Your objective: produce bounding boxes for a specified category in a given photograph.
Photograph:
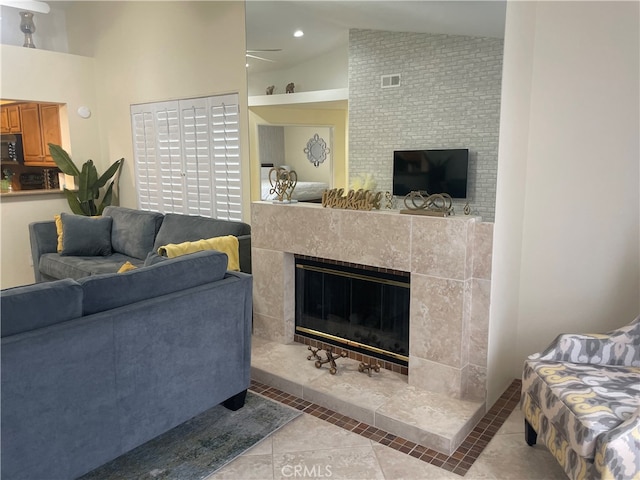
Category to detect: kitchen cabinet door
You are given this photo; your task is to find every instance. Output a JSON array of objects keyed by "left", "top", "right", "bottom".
[
  {"left": 20, "top": 103, "right": 61, "bottom": 166},
  {"left": 39, "top": 104, "right": 61, "bottom": 163},
  {"left": 20, "top": 103, "right": 45, "bottom": 164},
  {"left": 0, "top": 108, "right": 8, "bottom": 133},
  {"left": 8, "top": 106, "right": 21, "bottom": 132},
  {"left": 2, "top": 105, "right": 23, "bottom": 134}
]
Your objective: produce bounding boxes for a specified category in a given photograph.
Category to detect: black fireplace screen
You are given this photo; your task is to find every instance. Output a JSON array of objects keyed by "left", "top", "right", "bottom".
[{"left": 295, "top": 257, "right": 410, "bottom": 364}]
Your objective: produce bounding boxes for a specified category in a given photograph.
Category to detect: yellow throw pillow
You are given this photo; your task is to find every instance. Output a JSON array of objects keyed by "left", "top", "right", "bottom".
[
  {"left": 157, "top": 235, "right": 240, "bottom": 271},
  {"left": 117, "top": 261, "right": 137, "bottom": 273},
  {"left": 54, "top": 214, "right": 63, "bottom": 252}
]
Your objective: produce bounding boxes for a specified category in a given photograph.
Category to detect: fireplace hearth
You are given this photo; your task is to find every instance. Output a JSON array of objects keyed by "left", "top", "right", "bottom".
[
  {"left": 252, "top": 202, "right": 492, "bottom": 400},
  {"left": 295, "top": 256, "right": 410, "bottom": 365}
]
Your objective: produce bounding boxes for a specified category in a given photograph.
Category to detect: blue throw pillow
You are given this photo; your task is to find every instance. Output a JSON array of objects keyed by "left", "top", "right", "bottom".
[{"left": 60, "top": 213, "right": 113, "bottom": 256}]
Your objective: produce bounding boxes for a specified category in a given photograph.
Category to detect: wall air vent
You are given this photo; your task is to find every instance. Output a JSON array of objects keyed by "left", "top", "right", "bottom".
[{"left": 381, "top": 74, "right": 401, "bottom": 88}]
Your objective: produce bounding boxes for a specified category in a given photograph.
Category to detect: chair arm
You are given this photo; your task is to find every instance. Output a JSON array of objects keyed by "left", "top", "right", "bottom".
[
  {"left": 594, "top": 406, "right": 640, "bottom": 479},
  {"left": 28, "top": 221, "right": 58, "bottom": 283},
  {"left": 237, "top": 234, "right": 252, "bottom": 274},
  {"left": 532, "top": 316, "right": 640, "bottom": 367}
]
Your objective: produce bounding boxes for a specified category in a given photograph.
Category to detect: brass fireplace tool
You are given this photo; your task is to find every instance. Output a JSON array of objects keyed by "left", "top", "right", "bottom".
[
  {"left": 358, "top": 361, "right": 381, "bottom": 377},
  {"left": 307, "top": 346, "right": 347, "bottom": 375}
]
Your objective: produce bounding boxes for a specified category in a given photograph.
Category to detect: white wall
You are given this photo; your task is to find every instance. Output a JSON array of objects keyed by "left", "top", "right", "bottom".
[
  {"left": 248, "top": 45, "right": 348, "bottom": 96},
  {"left": 489, "top": 1, "right": 640, "bottom": 405},
  {"left": 0, "top": 45, "right": 100, "bottom": 289}
]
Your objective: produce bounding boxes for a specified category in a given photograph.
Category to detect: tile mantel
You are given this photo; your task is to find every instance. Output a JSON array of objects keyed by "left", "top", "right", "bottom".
[{"left": 251, "top": 201, "right": 493, "bottom": 401}]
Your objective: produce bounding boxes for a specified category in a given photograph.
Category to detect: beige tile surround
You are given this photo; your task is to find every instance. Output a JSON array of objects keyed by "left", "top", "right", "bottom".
[{"left": 251, "top": 201, "right": 492, "bottom": 400}]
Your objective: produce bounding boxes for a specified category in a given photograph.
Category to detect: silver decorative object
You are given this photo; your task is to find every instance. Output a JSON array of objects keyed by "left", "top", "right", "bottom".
[
  {"left": 304, "top": 133, "right": 330, "bottom": 167},
  {"left": 19, "top": 11, "right": 36, "bottom": 48},
  {"left": 268, "top": 167, "right": 298, "bottom": 202}
]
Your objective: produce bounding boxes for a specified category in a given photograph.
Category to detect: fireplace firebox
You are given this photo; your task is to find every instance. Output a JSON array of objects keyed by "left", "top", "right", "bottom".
[{"left": 295, "top": 256, "right": 410, "bottom": 365}]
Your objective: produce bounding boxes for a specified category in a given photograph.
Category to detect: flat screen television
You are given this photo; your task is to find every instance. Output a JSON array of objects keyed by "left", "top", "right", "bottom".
[{"left": 392, "top": 149, "right": 469, "bottom": 198}]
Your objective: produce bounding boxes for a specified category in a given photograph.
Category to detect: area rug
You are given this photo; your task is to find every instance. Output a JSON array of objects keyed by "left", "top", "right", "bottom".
[{"left": 79, "top": 391, "right": 300, "bottom": 480}]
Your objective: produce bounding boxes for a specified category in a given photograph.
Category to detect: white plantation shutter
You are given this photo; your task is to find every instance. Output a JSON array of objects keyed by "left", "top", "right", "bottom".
[
  {"left": 130, "top": 94, "right": 243, "bottom": 221},
  {"left": 181, "top": 98, "right": 214, "bottom": 217},
  {"left": 156, "top": 105, "right": 184, "bottom": 213},
  {"left": 130, "top": 110, "right": 160, "bottom": 212},
  {"left": 210, "top": 97, "right": 242, "bottom": 219}
]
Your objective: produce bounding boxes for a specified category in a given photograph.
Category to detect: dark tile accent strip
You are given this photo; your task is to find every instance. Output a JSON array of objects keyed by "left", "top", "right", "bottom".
[{"left": 249, "top": 378, "right": 522, "bottom": 477}]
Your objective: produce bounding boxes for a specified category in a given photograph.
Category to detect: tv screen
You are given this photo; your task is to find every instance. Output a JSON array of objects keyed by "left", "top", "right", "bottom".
[{"left": 392, "top": 149, "right": 469, "bottom": 198}]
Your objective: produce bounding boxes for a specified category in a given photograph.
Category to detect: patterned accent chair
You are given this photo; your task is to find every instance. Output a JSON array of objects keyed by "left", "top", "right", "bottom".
[{"left": 521, "top": 316, "right": 640, "bottom": 480}]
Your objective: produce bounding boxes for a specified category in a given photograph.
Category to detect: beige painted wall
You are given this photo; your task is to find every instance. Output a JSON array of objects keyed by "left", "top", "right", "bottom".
[
  {"left": 249, "top": 106, "right": 348, "bottom": 201},
  {"left": 489, "top": 1, "right": 640, "bottom": 405},
  {"left": 0, "top": 45, "right": 100, "bottom": 288},
  {"left": 64, "top": 1, "right": 249, "bottom": 217},
  {"left": 284, "top": 126, "right": 332, "bottom": 184},
  {"left": 0, "top": 2, "right": 249, "bottom": 288}
]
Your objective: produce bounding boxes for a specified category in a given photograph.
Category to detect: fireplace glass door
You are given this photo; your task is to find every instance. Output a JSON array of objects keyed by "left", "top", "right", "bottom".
[{"left": 295, "top": 257, "right": 410, "bottom": 364}]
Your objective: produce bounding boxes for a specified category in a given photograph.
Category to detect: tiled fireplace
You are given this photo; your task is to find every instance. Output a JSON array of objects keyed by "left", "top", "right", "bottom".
[{"left": 251, "top": 202, "right": 493, "bottom": 401}]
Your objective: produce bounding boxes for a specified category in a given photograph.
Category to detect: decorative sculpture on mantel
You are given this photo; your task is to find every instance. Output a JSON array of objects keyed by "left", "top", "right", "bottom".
[
  {"left": 268, "top": 166, "right": 297, "bottom": 202},
  {"left": 400, "top": 190, "right": 454, "bottom": 217}
]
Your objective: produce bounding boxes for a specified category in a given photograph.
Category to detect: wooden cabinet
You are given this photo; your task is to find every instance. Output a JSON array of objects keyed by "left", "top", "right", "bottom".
[
  {"left": 1, "top": 105, "right": 22, "bottom": 133},
  {"left": 20, "top": 103, "right": 61, "bottom": 166}
]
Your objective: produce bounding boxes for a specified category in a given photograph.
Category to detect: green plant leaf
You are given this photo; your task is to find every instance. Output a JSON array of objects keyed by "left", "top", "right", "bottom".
[
  {"left": 78, "top": 160, "right": 98, "bottom": 203},
  {"left": 96, "top": 158, "right": 124, "bottom": 189},
  {"left": 48, "top": 144, "right": 81, "bottom": 177},
  {"left": 63, "top": 188, "right": 87, "bottom": 215}
]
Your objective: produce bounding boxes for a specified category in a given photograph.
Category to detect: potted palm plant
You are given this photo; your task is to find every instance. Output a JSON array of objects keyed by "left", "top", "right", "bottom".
[{"left": 48, "top": 144, "right": 124, "bottom": 216}]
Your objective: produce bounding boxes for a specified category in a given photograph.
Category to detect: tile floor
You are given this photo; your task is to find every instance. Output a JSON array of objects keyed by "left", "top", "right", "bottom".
[
  {"left": 218, "top": 337, "right": 569, "bottom": 479},
  {"left": 208, "top": 383, "right": 567, "bottom": 480}
]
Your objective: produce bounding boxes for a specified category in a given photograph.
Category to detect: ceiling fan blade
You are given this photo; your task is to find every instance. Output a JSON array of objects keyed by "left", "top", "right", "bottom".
[
  {"left": 247, "top": 49, "right": 282, "bottom": 53},
  {"left": 246, "top": 54, "right": 276, "bottom": 63}
]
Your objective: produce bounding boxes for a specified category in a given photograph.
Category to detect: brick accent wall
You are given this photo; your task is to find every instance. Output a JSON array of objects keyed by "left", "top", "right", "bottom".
[{"left": 348, "top": 29, "right": 503, "bottom": 221}]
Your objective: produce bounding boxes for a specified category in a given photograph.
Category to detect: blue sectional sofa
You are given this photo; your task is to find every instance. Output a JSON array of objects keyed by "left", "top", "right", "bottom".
[
  {"left": 29, "top": 206, "right": 252, "bottom": 282},
  {"left": 1, "top": 250, "right": 253, "bottom": 480}
]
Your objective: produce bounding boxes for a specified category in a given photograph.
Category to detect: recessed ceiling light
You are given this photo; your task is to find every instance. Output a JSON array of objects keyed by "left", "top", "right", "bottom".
[{"left": 293, "top": 30, "right": 304, "bottom": 38}]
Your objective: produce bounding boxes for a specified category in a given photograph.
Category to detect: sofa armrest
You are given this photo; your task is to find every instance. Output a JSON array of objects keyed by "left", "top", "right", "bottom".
[
  {"left": 29, "top": 221, "right": 58, "bottom": 283},
  {"left": 532, "top": 316, "right": 640, "bottom": 367},
  {"left": 594, "top": 406, "right": 640, "bottom": 479},
  {"left": 238, "top": 234, "right": 252, "bottom": 274}
]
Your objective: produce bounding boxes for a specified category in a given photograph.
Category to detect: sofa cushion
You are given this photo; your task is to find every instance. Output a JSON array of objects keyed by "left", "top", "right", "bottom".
[
  {"left": 143, "top": 252, "right": 169, "bottom": 266},
  {"left": 60, "top": 213, "right": 113, "bottom": 256},
  {"left": 152, "top": 213, "right": 250, "bottom": 252},
  {"left": 522, "top": 359, "right": 640, "bottom": 459},
  {"left": 78, "top": 250, "right": 229, "bottom": 315},
  {"left": 103, "top": 206, "right": 164, "bottom": 260},
  {"left": 39, "top": 253, "right": 144, "bottom": 280},
  {"left": 0, "top": 279, "right": 83, "bottom": 337}
]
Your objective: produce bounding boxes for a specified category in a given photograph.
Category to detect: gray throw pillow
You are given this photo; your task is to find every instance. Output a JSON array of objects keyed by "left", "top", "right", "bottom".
[{"left": 60, "top": 213, "right": 113, "bottom": 256}]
